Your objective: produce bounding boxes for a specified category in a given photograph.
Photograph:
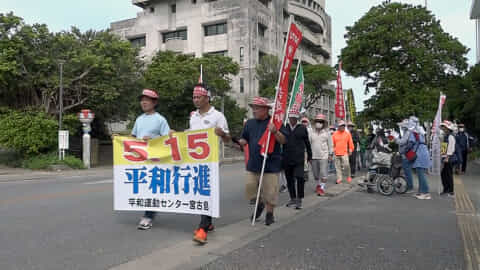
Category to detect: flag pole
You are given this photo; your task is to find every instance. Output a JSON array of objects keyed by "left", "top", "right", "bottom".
[
  {"left": 284, "top": 54, "right": 302, "bottom": 126},
  {"left": 252, "top": 15, "right": 294, "bottom": 226}
]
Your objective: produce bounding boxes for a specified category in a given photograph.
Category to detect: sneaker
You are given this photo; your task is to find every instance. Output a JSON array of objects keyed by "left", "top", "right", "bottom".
[
  {"left": 193, "top": 228, "right": 207, "bottom": 244},
  {"left": 193, "top": 224, "right": 215, "bottom": 235},
  {"left": 347, "top": 177, "right": 352, "bottom": 183},
  {"left": 251, "top": 202, "right": 265, "bottom": 221},
  {"left": 415, "top": 193, "right": 431, "bottom": 200},
  {"left": 279, "top": 185, "right": 287, "bottom": 193},
  {"left": 265, "top": 212, "right": 275, "bottom": 226},
  {"left": 336, "top": 179, "right": 342, "bottom": 184},
  {"left": 295, "top": 199, "right": 303, "bottom": 210},
  {"left": 286, "top": 199, "right": 297, "bottom": 207},
  {"left": 448, "top": 192, "right": 455, "bottom": 197},
  {"left": 318, "top": 187, "right": 325, "bottom": 196},
  {"left": 440, "top": 192, "right": 449, "bottom": 196},
  {"left": 137, "top": 217, "right": 153, "bottom": 230}
]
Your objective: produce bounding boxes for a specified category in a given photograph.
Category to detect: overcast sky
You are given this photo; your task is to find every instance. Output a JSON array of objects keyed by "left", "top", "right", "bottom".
[{"left": 1, "top": 0, "right": 475, "bottom": 110}]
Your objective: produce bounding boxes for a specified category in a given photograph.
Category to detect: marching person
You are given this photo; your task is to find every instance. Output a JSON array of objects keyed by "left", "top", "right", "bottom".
[
  {"left": 188, "top": 83, "right": 231, "bottom": 245},
  {"left": 283, "top": 109, "right": 312, "bottom": 209},
  {"left": 347, "top": 122, "right": 360, "bottom": 178},
  {"left": 238, "top": 97, "right": 288, "bottom": 226},
  {"left": 396, "top": 119, "right": 415, "bottom": 194},
  {"left": 309, "top": 114, "right": 333, "bottom": 196},
  {"left": 131, "top": 89, "right": 171, "bottom": 230},
  {"left": 456, "top": 123, "right": 470, "bottom": 174},
  {"left": 407, "top": 116, "right": 431, "bottom": 200},
  {"left": 332, "top": 120, "right": 354, "bottom": 184},
  {"left": 440, "top": 120, "right": 456, "bottom": 197}
]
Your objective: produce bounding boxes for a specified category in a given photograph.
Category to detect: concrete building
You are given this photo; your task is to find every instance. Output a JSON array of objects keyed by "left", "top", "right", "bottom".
[
  {"left": 111, "top": 0, "right": 334, "bottom": 120},
  {"left": 471, "top": 0, "right": 480, "bottom": 63}
]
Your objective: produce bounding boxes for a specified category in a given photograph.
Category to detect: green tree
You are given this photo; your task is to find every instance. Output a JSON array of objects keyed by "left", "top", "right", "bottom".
[
  {"left": 143, "top": 51, "right": 242, "bottom": 131},
  {"left": 256, "top": 54, "right": 336, "bottom": 110},
  {"left": 256, "top": 54, "right": 280, "bottom": 98},
  {"left": 444, "top": 65, "right": 480, "bottom": 138},
  {"left": 340, "top": 2, "right": 469, "bottom": 125},
  {"left": 0, "top": 12, "right": 143, "bottom": 122}
]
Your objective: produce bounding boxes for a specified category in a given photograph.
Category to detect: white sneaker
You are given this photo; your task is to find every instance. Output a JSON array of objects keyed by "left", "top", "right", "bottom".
[
  {"left": 137, "top": 217, "right": 153, "bottom": 230},
  {"left": 415, "top": 193, "right": 431, "bottom": 200}
]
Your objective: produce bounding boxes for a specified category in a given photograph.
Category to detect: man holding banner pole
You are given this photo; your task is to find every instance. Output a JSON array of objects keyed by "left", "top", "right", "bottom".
[
  {"left": 238, "top": 97, "right": 287, "bottom": 226},
  {"left": 242, "top": 16, "right": 302, "bottom": 226}
]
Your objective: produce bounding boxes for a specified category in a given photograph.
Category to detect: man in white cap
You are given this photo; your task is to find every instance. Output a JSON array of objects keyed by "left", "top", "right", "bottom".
[
  {"left": 283, "top": 108, "right": 312, "bottom": 209},
  {"left": 309, "top": 114, "right": 333, "bottom": 196},
  {"left": 132, "top": 89, "right": 171, "bottom": 230},
  {"left": 238, "top": 97, "right": 287, "bottom": 226},
  {"left": 332, "top": 120, "right": 354, "bottom": 184},
  {"left": 189, "top": 83, "right": 231, "bottom": 245}
]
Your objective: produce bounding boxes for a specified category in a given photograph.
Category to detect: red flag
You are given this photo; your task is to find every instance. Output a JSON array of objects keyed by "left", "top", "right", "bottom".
[
  {"left": 335, "top": 62, "right": 345, "bottom": 119},
  {"left": 258, "top": 23, "right": 302, "bottom": 155}
]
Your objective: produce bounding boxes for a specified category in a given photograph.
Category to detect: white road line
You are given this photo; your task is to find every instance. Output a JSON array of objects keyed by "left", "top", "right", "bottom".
[{"left": 83, "top": 179, "right": 113, "bottom": 185}]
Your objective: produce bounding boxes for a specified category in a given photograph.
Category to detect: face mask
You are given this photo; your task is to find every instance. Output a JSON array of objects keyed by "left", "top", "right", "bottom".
[
  {"left": 315, "top": 123, "right": 323, "bottom": 129},
  {"left": 459, "top": 128, "right": 464, "bottom": 132}
]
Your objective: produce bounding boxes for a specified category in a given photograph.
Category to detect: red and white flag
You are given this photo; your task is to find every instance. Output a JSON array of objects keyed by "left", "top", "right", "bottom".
[
  {"left": 258, "top": 22, "right": 302, "bottom": 155},
  {"left": 335, "top": 62, "right": 345, "bottom": 119}
]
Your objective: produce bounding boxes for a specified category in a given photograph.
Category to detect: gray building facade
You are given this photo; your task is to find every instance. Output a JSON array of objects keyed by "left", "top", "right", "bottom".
[{"left": 111, "top": 0, "right": 335, "bottom": 121}]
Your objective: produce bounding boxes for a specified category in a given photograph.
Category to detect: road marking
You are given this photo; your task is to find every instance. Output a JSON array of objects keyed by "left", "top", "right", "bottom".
[
  {"left": 454, "top": 175, "right": 480, "bottom": 270},
  {"left": 84, "top": 179, "right": 113, "bottom": 185}
]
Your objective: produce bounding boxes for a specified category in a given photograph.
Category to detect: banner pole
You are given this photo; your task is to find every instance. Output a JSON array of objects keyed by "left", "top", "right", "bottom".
[
  {"left": 284, "top": 54, "right": 302, "bottom": 126},
  {"left": 252, "top": 15, "right": 294, "bottom": 226}
]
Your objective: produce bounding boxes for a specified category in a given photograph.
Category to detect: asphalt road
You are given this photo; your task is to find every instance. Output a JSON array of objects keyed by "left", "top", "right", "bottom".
[
  {"left": 202, "top": 169, "right": 466, "bottom": 270},
  {"left": 0, "top": 162, "right": 286, "bottom": 270}
]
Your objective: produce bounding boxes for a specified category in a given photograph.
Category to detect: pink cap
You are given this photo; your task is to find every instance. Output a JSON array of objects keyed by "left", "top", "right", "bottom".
[
  {"left": 248, "top": 97, "right": 271, "bottom": 107},
  {"left": 140, "top": 89, "right": 158, "bottom": 99}
]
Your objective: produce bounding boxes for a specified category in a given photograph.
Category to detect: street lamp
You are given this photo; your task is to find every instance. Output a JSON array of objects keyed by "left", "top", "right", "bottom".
[
  {"left": 58, "top": 60, "right": 67, "bottom": 160},
  {"left": 58, "top": 60, "right": 66, "bottom": 131}
]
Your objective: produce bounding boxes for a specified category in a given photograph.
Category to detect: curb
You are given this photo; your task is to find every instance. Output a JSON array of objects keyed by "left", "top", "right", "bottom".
[{"left": 108, "top": 178, "right": 359, "bottom": 270}]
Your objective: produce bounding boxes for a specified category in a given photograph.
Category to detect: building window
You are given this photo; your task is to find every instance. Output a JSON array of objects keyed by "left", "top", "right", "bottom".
[
  {"left": 205, "top": 50, "right": 228, "bottom": 56},
  {"left": 204, "top": 22, "right": 227, "bottom": 36},
  {"left": 240, "top": 78, "right": 244, "bottom": 93},
  {"left": 162, "top": 29, "right": 187, "bottom": 42},
  {"left": 192, "top": 0, "right": 196, "bottom": 3},
  {"left": 129, "top": 36, "right": 146, "bottom": 47},
  {"left": 171, "top": 4, "right": 176, "bottom": 13},
  {"left": 149, "top": 7, "right": 155, "bottom": 13},
  {"left": 258, "top": 0, "right": 268, "bottom": 7},
  {"left": 240, "top": 47, "right": 244, "bottom": 63},
  {"left": 258, "top": 23, "right": 267, "bottom": 38}
]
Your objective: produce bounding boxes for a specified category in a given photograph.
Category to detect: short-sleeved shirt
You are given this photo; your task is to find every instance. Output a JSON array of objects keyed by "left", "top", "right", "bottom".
[
  {"left": 189, "top": 106, "right": 229, "bottom": 133},
  {"left": 131, "top": 112, "right": 170, "bottom": 138},
  {"left": 241, "top": 116, "right": 288, "bottom": 173}
]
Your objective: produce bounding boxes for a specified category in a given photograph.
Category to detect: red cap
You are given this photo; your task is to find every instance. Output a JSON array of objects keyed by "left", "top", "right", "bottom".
[
  {"left": 315, "top": 114, "right": 326, "bottom": 121},
  {"left": 140, "top": 89, "right": 158, "bottom": 99},
  {"left": 248, "top": 97, "right": 271, "bottom": 107}
]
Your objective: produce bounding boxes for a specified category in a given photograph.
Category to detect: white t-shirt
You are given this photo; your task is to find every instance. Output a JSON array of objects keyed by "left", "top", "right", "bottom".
[{"left": 189, "top": 106, "right": 229, "bottom": 133}]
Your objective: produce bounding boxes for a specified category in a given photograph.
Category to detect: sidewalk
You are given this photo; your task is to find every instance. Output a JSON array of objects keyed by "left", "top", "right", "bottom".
[{"left": 200, "top": 173, "right": 464, "bottom": 270}]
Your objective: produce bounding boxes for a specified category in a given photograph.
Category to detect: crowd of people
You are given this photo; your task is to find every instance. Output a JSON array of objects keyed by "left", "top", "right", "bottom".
[{"left": 119, "top": 89, "right": 475, "bottom": 245}]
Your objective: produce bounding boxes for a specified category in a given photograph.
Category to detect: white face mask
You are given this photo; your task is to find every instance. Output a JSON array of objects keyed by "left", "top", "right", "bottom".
[
  {"left": 315, "top": 123, "right": 323, "bottom": 129},
  {"left": 459, "top": 128, "right": 464, "bottom": 132}
]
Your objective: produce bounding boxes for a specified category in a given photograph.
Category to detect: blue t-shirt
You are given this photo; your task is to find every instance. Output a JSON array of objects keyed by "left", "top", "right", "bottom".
[
  {"left": 131, "top": 112, "right": 170, "bottom": 138},
  {"left": 241, "top": 117, "right": 287, "bottom": 173}
]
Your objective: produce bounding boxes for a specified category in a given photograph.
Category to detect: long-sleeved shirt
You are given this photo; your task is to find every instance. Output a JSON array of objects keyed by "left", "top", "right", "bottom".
[
  {"left": 309, "top": 128, "right": 333, "bottom": 160},
  {"left": 282, "top": 123, "right": 312, "bottom": 165},
  {"left": 332, "top": 130, "right": 354, "bottom": 156}
]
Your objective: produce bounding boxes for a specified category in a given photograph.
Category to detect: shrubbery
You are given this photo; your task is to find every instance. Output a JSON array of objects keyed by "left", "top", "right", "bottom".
[{"left": 0, "top": 109, "right": 58, "bottom": 156}]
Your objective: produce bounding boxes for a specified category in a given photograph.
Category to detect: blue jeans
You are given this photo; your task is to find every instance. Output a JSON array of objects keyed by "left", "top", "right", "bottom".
[
  {"left": 416, "top": 168, "right": 429, "bottom": 194},
  {"left": 402, "top": 158, "right": 413, "bottom": 190}
]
